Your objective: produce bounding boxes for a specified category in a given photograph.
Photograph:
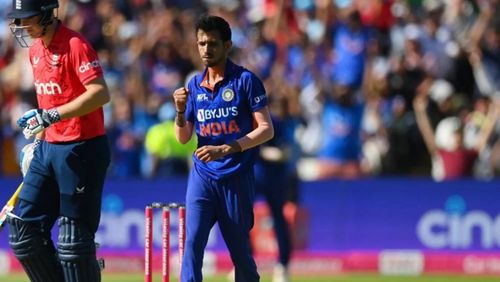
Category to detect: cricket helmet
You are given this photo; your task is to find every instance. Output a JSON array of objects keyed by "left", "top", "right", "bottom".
[{"left": 7, "top": 0, "right": 59, "bottom": 47}]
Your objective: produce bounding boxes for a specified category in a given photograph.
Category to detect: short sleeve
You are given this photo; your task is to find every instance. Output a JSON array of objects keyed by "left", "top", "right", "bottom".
[
  {"left": 69, "top": 36, "right": 103, "bottom": 85},
  {"left": 243, "top": 72, "right": 267, "bottom": 112}
]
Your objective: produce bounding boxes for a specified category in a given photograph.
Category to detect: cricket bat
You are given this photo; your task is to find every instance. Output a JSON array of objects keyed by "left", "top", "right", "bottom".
[{"left": 0, "top": 182, "right": 23, "bottom": 230}]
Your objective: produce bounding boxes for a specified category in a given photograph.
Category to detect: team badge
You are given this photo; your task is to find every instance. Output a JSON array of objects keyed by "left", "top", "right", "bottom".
[
  {"left": 50, "top": 53, "right": 61, "bottom": 67},
  {"left": 222, "top": 88, "right": 234, "bottom": 102}
]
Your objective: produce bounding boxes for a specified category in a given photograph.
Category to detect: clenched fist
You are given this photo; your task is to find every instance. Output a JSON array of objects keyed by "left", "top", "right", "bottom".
[{"left": 173, "top": 87, "right": 189, "bottom": 113}]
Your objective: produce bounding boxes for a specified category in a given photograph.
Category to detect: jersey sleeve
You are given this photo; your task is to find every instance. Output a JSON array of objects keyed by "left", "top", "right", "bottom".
[
  {"left": 68, "top": 36, "right": 103, "bottom": 85},
  {"left": 243, "top": 72, "right": 267, "bottom": 112}
]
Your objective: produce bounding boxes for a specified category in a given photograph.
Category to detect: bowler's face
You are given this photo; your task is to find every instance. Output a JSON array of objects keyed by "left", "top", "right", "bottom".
[{"left": 196, "top": 30, "right": 229, "bottom": 67}]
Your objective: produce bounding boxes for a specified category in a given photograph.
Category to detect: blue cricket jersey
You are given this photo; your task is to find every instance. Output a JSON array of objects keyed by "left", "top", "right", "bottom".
[{"left": 185, "top": 60, "right": 268, "bottom": 179}]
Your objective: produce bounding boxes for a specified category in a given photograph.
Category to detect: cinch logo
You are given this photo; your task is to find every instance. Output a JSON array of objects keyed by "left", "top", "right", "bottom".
[
  {"left": 96, "top": 209, "right": 218, "bottom": 249},
  {"left": 416, "top": 195, "right": 500, "bottom": 249},
  {"left": 79, "top": 60, "right": 101, "bottom": 73},
  {"left": 35, "top": 80, "right": 62, "bottom": 95},
  {"left": 97, "top": 210, "right": 181, "bottom": 248},
  {"left": 199, "top": 120, "right": 240, "bottom": 137},
  {"left": 197, "top": 107, "right": 238, "bottom": 122}
]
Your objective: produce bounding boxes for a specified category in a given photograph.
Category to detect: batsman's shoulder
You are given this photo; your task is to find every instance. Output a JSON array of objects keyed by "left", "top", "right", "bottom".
[{"left": 67, "top": 30, "right": 96, "bottom": 54}]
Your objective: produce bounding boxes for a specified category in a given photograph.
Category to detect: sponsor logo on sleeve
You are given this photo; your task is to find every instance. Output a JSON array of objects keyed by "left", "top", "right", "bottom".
[
  {"left": 254, "top": 95, "right": 266, "bottom": 104},
  {"left": 79, "top": 60, "right": 101, "bottom": 73}
]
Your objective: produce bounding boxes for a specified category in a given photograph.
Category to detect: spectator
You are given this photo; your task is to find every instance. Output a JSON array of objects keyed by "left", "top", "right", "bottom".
[
  {"left": 107, "top": 95, "right": 143, "bottom": 178},
  {"left": 316, "top": 83, "right": 365, "bottom": 179},
  {"left": 253, "top": 92, "right": 300, "bottom": 282},
  {"left": 0, "top": 0, "right": 499, "bottom": 180},
  {"left": 413, "top": 84, "right": 499, "bottom": 181},
  {"left": 330, "top": 8, "right": 372, "bottom": 88},
  {"left": 144, "top": 102, "right": 197, "bottom": 177}
]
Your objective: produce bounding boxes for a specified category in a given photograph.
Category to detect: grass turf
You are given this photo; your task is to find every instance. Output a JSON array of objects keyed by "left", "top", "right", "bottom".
[{"left": 3, "top": 273, "right": 500, "bottom": 281}]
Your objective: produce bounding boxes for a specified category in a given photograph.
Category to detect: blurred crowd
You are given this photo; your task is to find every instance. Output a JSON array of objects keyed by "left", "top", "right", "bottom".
[{"left": 0, "top": 0, "right": 499, "bottom": 181}]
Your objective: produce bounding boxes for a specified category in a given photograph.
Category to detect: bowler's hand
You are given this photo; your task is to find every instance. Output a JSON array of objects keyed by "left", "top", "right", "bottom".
[
  {"left": 195, "top": 142, "right": 241, "bottom": 162},
  {"left": 17, "top": 108, "right": 60, "bottom": 139},
  {"left": 195, "top": 145, "right": 225, "bottom": 162},
  {"left": 173, "top": 87, "right": 188, "bottom": 113}
]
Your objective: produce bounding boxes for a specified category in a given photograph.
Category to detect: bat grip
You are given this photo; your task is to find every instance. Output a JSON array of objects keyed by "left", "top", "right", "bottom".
[{"left": 7, "top": 183, "right": 23, "bottom": 207}]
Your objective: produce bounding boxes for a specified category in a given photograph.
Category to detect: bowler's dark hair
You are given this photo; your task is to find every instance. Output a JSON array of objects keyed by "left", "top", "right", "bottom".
[{"left": 195, "top": 15, "right": 231, "bottom": 42}]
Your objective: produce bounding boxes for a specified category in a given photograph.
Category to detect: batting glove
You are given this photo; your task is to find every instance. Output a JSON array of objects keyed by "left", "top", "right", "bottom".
[{"left": 17, "top": 108, "right": 61, "bottom": 138}]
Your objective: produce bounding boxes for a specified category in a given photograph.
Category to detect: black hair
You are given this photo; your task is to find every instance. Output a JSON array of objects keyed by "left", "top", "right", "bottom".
[
  {"left": 39, "top": 10, "right": 55, "bottom": 26},
  {"left": 195, "top": 15, "right": 231, "bottom": 42}
]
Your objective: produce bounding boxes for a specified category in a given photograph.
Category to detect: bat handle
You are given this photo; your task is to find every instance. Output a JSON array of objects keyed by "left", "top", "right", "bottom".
[{"left": 7, "top": 183, "right": 23, "bottom": 207}]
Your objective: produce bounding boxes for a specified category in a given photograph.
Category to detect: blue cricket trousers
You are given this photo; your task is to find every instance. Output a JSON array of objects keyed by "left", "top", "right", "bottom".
[
  {"left": 181, "top": 164, "right": 260, "bottom": 282},
  {"left": 18, "top": 135, "right": 110, "bottom": 233}
]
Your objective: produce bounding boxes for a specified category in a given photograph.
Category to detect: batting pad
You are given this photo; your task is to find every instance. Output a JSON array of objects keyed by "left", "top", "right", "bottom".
[
  {"left": 57, "top": 217, "right": 102, "bottom": 282},
  {"left": 7, "top": 216, "right": 64, "bottom": 282}
]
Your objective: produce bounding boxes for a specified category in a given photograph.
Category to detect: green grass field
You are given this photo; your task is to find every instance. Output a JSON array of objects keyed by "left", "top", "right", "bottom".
[{"left": 3, "top": 273, "right": 500, "bottom": 281}]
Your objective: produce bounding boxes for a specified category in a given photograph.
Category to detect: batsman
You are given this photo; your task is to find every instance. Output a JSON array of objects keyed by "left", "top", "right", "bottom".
[{"left": 6, "top": 0, "right": 111, "bottom": 281}]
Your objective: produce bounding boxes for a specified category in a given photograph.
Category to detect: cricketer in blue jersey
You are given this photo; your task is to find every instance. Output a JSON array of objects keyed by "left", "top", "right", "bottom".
[{"left": 173, "top": 15, "right": 274, "bottom": 282}]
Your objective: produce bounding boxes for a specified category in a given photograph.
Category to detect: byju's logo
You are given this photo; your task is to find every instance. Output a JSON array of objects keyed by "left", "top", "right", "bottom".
[
  {"left": 197, "top": 107, "right": 241, "bottom": 137},
  {"left": 197, "top": 107, "right": 238, "bottom": 123},
  {"left": 416, "top": 195, "right": 500, "bottom": 249}
]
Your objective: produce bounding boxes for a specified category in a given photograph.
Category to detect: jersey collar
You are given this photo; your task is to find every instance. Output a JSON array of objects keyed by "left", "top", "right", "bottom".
[
  {"left": 46, "top": 21, "right": 64, "bottom": 49},
  {"left": 200, "top": 59, "right": 236, "bottom": 90}
]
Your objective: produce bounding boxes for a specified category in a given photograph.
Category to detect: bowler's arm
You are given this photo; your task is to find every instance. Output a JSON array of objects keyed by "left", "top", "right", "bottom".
[
  {"left": 234, "top": 107, "right": 274, "bottom": 151},
  {"left": 175, "top": 114, "right": 194, "bottom": 144}
]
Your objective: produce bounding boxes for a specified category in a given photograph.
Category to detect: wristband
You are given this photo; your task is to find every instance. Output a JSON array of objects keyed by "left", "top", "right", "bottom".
[
  {"left": 176, "top": 109, "right": 186, "bottom": 114},
  {"left": 228, "top": 140, "right": 242, "bottom": 153},
  {"left": 47, "top": 108, "right": 61, "bottom": 123},
  {"left": 33, "top": 139, "right": 42, "bottom": 148}
]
